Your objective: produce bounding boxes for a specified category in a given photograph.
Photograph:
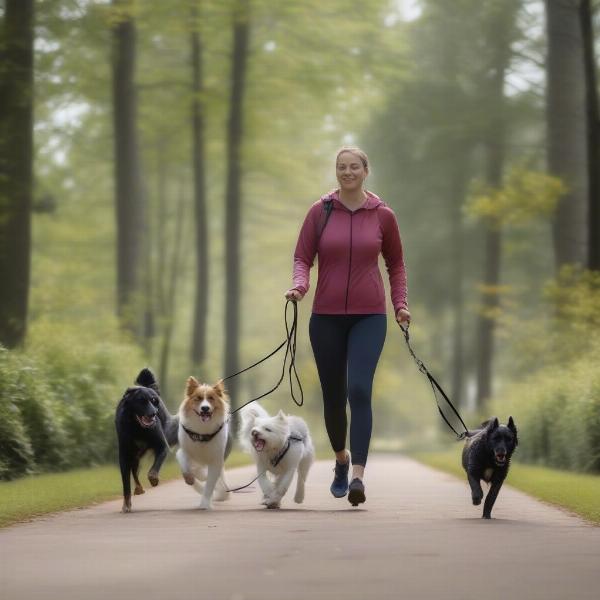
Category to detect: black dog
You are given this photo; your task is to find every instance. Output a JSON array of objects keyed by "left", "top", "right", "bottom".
[
  {"left": 115, "top": 368, "right": 179, "bottom": 513},
  {"left": 462, "top": 416, "right": 518, "bottom": 519}
]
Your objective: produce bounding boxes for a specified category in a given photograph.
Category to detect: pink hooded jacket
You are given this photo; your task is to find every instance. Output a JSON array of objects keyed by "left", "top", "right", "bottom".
[{"left": 292, "top": 190, "right": 408, "bottom": 316}]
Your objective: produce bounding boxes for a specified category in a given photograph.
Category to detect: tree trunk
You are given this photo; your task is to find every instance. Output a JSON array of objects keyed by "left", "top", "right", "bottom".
[
  {"left": 155, "top": 140, "right": 168, "bottom": 318},
  {"left": 545, "top": 0, "right": 588, "bottom": 268},
  {"left": 159, "top": 186, "right": 187, "bottom": 398},
  {"left": 449, "top": 154, "right": 470, "bottom": 407},
  {"left": 0, "top": 0, "right": 34, "bottom": 348},
  {"left": 190, "top": 2, "right": 209, "bottom": 365},
  {"left": 111, "top": 0, "right": 146, "bottom": 338},
  {"left": 474, "top": 3, "right": 515, "bottom": 410},
  {"left": 580, "top": 0, "right": 600, "bottom": 271},
  {"left": 224, "top": 0, "right": 250, "bottom": 410}
]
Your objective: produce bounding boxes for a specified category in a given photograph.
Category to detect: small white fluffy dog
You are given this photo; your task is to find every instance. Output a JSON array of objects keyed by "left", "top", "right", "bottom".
[
  {"left": 176, "top": 377, "right": 230, "bottom": 510},
  {"left": 240, "top": 403, "right": 314, "bottom": 509}
]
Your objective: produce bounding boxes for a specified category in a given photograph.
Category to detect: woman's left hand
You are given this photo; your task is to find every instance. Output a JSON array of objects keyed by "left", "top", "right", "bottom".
[{"left": 395, "top": 308, "right": 411, "bottom": 326}]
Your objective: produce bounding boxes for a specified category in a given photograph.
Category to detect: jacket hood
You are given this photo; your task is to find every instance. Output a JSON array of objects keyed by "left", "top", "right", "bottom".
[{"left": 320, "top": 189, "right": 384, "bottom": 210}]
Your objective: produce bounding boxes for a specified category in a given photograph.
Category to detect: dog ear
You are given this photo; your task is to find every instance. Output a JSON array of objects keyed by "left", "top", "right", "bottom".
[
  {"left": 136, "top": 368, "right": 161, "bottom": 394},
  {"left": 486, "top": 417, "right": 499, "bottom": 431},
  {"left": 186, "top": 376, "right": 200, "bottom": 396},
  {"left": 119, "top": 387, "right": 137, "bottom": 405},
  {"left": 276, "top": 409, "right": 286, "bottom": 420},
  {"left": 507, "top": 416, "right": 518, "bottom": 445},
  {"left": 214, "top": 379, "right": 226, "bottom": 396}
]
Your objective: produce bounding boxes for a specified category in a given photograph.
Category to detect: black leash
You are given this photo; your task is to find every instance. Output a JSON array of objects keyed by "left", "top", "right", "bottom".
[
  {"left": 399, "top": 325, "right": 470, "bottom": 440},
  {"left": 224, "top": 471, "right": 263, "bottom": 493},
  {"left": 227, "top": 299, "right": 303, "bottom": 415}
]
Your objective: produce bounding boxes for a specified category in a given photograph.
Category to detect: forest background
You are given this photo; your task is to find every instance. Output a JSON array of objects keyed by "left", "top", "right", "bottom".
[{"left": 1, "top": 0, "right": 600, "bottom": 481}]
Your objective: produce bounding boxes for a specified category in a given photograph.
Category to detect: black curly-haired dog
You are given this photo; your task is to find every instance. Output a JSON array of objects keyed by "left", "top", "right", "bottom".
[
  {"left": 462, "top": 416, "right": 518, "bottom": 519},
  {"left": 115, "top": 368, "right": 179, "bottom": 513}
]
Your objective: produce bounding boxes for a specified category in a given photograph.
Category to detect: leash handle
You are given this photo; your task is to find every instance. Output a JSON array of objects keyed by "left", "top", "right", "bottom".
[{"left": 399, "top": 325, "right": 469, "bottom": 440}]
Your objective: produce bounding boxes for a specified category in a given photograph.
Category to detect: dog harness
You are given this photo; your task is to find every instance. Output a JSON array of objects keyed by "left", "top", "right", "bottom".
[
  {"left": 182, "top": 423, "right": 225, "bottom": 442},
  {"left": 270, "top": 435, "right": 304, "bottom": 468}
]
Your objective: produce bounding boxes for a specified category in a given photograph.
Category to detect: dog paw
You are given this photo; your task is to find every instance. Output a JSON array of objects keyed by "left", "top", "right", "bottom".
[
  {"left": 294, "top": 491, "right": 304, "bottom": 504},
  {"left": 199, "top": 501, "right": 212, "bottom": 510},
  {"left": 266, "top": 501, "right": 281, "bottom": 509},
  {"left": 183, "top": 472, "right": 196, "bottom": 485},
  {"left": 122, "top": 499, "right": 132, "bottom": 513},
  {"left": 472, "top": 495, "right": 483, "bottom": 506},
  {"left": 482, "top": 513, "right": 492, "bottom": 520},
  {"left": 148, "top": 471, "right": 159, "bottom": 487},
  {"left": 134, "top": 485, "right": 145, "bottom": 495}
]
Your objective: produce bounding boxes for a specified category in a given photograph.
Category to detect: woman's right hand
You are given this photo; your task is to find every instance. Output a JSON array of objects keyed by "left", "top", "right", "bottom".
[{"left": 284, "top": 288, "right": 304, "bottom": 302}]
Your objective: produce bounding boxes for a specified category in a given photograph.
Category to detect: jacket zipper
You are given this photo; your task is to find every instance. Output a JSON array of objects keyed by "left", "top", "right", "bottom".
[{"left": 344, "top": 211, "right": 354, "bottom": 312}]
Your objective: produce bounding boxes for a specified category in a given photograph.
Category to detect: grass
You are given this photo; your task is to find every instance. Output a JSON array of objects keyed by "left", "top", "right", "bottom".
[
  {"left": 0, "top": 452, "right": 251, "bottom": 528},
  {"left": 413, "top": 447, "right": 600, "bottom": 525}
]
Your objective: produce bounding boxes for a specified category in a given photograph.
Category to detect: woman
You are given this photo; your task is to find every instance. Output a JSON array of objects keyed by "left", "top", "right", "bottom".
[{"left": 284, "top": 146, "right": 410, "bottom": 506}]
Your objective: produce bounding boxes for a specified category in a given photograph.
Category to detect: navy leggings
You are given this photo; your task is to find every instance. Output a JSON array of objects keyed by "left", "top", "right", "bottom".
[{"left": 309, "top": 313, "right": 387, "bottom": 466}]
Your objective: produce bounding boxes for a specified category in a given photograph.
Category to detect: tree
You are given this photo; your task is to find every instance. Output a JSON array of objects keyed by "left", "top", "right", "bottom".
[
  {"left": 0, "top": 0, "right": 34, "bottom": 348},
  {"left": 190, "top": 0, "right": 209, "bottom": 365},
  {"left": 475, "top": 1, "right": 520, "bottom": 409},
  {"left": 366, "top": 0, "right": 491, "bottom": 408},
  {"left": 111, "top": 0, "right": 147, "bottom": 338},
  {"left": 580, "top": 0, "right": 600, "bottom": 271},
  {"left": 545, "top": 0, "right": 588, "bottom": 269},
  {"left": 223, "top": 0, "right": 250, "bottom": 409}
]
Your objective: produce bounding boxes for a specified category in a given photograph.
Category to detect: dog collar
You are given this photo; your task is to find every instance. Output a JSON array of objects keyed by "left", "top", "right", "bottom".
[
  {"left": 270, "top": 435, "right": 303, "bottom": 468},
  {"left": 182, "top": 423, "right": 224, "bottom": 442}
]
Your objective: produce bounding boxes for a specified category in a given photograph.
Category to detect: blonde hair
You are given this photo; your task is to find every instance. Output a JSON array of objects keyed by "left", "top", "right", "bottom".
[{"left": 336, "top": 146, "right": 369, "bottom": 169}]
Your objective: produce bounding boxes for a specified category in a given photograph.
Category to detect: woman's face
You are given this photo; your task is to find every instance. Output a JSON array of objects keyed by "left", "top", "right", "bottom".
[{"left": 336, "top": 151, "right": 368, "bottom": 192}]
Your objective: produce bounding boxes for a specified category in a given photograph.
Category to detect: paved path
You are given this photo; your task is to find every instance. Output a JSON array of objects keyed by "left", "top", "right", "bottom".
[{"left": 1, "top": 455, "right": 598, "bottom": 600}]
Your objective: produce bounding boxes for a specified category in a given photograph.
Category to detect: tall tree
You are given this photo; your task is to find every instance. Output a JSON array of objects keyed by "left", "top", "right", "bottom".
[
  {"left": 545, "top": 0, "right": 588, "bottom": 269},
  {"left": 580, "top": 0, "right": 600, "bottom": 271},
  {"left": 111, "top": 0, "right": 146, "bottom": 338},
  {"left": 475, "top": 1, "right": 519, "bottom": 409},
  {"left": 0, "top": 0, "right": 34, "bottom": 348},
  {"left": 190, "top": 1, "right": 209, "bottom": 365},
  {"left": 223, "top": 0, "right": 250, "bottom": 409}
]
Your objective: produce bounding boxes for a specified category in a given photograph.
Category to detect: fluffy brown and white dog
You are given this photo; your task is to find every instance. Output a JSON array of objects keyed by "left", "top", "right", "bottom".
[{"left": 176, "top": 377, "right": 230, "bottom": 509}]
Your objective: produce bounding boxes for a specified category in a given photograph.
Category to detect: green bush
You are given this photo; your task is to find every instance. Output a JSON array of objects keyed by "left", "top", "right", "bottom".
[
  {"left": 0, "top": 320, "right": 143, "bottom": 480},
  {"left": 0, "top": 349, "right": 36, "bottom": 478},
  {"left": 490, "top": 268, "right": 600, "bottom": 473}
]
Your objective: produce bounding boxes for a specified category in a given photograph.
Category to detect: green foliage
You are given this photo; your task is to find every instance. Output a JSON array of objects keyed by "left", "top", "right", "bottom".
[
  {"left": 489, "top": 268, "right": 600, "bottom": 473},
  {"left": 0, "top": 321, "right": 143, "bottom": 480},
  {"left": 0, "top": 350, "right": 35, "bottom": 480},
  {"left": 466, "top": 166, "right": 564, "bottom": 227}
]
